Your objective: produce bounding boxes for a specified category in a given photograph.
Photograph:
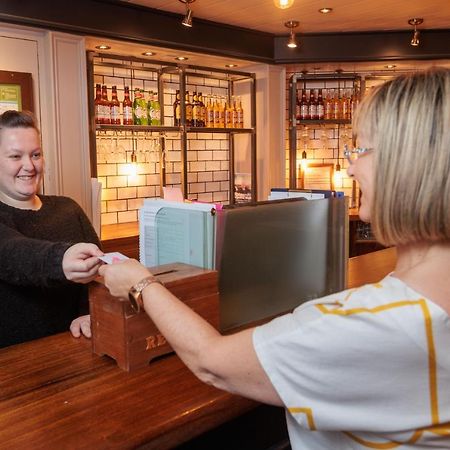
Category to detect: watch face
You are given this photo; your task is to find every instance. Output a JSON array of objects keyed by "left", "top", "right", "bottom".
[{"left": 128, "top": 291, "right": 140, "bottom": 313}]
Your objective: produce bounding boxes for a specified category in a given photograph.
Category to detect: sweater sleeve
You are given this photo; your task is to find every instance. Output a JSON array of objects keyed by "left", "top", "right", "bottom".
[{"left": 0, "top": 222, "right": 71, "bottom": 287}]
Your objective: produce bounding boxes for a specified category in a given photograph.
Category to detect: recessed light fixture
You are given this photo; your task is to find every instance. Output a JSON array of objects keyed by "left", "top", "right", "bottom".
[
  {"left": 95, "top": 44, "right": 111, "bottom": 50},
  {"left": 225, "top": 64, "right": 238, "bottom": 68},
  {"left": 318, "top": 7, "right": 333, "bottom": 14},
  {"left": 142, "top": 51, "right": 156, "bottom": 56},
  {"left": 385, "top": 64, "right": 396, "bottom": 69},
  {"left": 274, "top": 0, "right": 294, "bottom": 9},
  {"left": 175, "top": 56, "right": 189, "bottom": 61}
]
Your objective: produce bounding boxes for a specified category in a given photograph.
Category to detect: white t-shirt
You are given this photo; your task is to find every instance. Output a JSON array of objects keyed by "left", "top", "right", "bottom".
[{"left": 253, "top": 275, "right": 450, "bottom": 449}]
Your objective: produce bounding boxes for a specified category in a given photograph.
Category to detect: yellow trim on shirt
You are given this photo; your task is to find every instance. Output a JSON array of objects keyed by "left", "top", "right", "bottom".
[
  {"left": 288, "top": 407, "right": 316, "bottom": 430},
  {"left": 343, "top": 430, "right": 423, "bottom": 449}
]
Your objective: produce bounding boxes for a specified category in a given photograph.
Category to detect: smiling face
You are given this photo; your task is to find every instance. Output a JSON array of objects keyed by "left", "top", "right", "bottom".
[
  {"left": 0, "top": 127, "right": 43, "bottom": 209},
  {"left": 346, "top": 135, "right": 375, "bottom": 223}
]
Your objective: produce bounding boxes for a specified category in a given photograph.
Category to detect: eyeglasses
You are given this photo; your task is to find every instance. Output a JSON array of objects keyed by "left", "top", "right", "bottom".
[{"left": 344, "top": 144, "right": 374, "bottom": 164}]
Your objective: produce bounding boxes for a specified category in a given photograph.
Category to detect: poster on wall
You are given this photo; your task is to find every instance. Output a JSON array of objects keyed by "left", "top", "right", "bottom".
[{"left": 0, "top": 70, "right": 34, "bottom": 114}]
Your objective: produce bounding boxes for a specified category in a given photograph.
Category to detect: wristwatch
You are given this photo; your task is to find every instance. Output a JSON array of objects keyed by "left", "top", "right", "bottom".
[{"left": 128, "top": 275, "right": 162, "bottom": 313}]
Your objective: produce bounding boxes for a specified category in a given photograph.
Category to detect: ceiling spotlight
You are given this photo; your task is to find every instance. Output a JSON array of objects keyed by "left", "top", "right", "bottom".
[
  {"left": 408, "top": 18, "right": 423, "bottom": 47},
  {"left": 285, "top": 20, "right": 299, "bottom": 49},
  {"left": 95, "top": 44, "right": 111, "bottom": 50},
  {"left": 274, "top": 0, "right": 294, "bottom": 9},
  {"left": 225, "top": 64, "right": 238, "bottom": 68},
  {"left": 318, "top": 7, "right": 333, "bottom": 14},
  {"left": 384, "top": 64, "right": 396, "bottom": 69},
  {"left": 179, "top": 0, "right": 195, "bottom": 28},
  {"left": 175, "top": 56, "right": 189, "bottom": 61},
  {"left": 142, "top": 51, "right": 156, "bottom": 56}
]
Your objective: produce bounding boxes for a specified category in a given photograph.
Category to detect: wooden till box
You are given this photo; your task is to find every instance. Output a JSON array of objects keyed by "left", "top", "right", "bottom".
[{"left": 89, "top": 262, "right": 219, "bottom": 371}]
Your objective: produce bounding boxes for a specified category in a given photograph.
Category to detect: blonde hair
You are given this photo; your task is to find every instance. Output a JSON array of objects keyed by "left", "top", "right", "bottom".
[{"left": 353, "top": 68, "right": 450, "bottom": 246}]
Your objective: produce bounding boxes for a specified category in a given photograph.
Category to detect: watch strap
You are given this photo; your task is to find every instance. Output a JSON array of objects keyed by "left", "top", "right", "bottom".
[{"left": 128, "top": 275, "right": 163, "bottom": 313}]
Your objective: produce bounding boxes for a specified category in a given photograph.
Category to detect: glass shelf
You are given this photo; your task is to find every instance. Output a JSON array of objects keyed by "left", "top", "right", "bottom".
[{"left": 296, "top": 119, "right": 351, "bottom": 126}]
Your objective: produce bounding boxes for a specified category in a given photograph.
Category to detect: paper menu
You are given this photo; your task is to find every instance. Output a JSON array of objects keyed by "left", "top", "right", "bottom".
[{"left": 139, "top": 199, "right": 217, "bottom": 269}]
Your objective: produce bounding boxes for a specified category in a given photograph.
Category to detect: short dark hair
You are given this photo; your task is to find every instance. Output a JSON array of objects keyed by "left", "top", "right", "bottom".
[{"left": 0, "top": 110, "right": 38, "bottom": 131}]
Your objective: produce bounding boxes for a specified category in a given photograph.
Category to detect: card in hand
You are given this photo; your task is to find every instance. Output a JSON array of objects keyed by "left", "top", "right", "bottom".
[{"left": 98, "top": 252, "right": 129, "bottom": 264}]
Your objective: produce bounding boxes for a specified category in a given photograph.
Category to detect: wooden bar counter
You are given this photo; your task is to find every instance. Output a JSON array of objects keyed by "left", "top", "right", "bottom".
[{"left": 0, "top": 247, "right": 396, "bottom": 449}]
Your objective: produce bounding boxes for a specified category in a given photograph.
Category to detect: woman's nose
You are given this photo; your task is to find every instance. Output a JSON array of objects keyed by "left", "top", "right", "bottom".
[{"left": 22, "top": 156, "right": 34, "bottom": 170}]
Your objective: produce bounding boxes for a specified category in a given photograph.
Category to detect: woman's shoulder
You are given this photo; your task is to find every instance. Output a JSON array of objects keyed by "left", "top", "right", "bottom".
[{"left": 40, "top": 195, "right": 83, "bottom": 211}]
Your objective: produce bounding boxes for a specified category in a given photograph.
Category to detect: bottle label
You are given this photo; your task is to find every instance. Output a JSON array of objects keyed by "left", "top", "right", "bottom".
[
  {"left": 111, "top": 105, "right": 120, "bottom": 121},
  {"left": 123, "top": 106, "right": 132, "bottom": 121},
  {"left": 317, "top": 105, "right": 325, "bottom": 119}
]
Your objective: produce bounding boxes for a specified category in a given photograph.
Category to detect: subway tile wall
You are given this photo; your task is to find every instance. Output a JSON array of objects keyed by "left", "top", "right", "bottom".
[
  {"left": 93, "top": 57, "right": 231, "bottom": 225},
  {"left": 284, "top": 72, "right": 359, "bottom": 206}
]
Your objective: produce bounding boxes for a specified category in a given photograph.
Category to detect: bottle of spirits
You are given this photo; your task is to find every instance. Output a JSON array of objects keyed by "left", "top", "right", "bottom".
[
  {"left": 218, "top": 96, "right": 225, "bottom": 128},
  {"left": 225, "top": 98, "right": 233, "bottom": 128},
  {"left": 122, "top": 86, "right": 133, "bottom": 125},
  {"left": 185, "top": 91, "right": 193, "bottom": 127},
  {"left": 213, "top": 96, "right": 220, "bottom": 128},
  {"left": 198, "top": 92, "right": 206, "bottom": 127},
  {"left": 150, "top": 91, "right": 161, "bottom": 126},
  {"left": 236, "top": 96, "right": 244, "bottom": 128},
  {"left": 110, "top": 86, "right": 121, "bottom": 125},
  {"left": 325, "top": 89, "right": 333, "bottom": 120},
  {"left": 342, "top": 89, "right": 351, "bottom": 120},
  {"left": 192, "top": 92, "right": 200, "bottom": 127},
  {"left": 173, "top": 90, "right": 181, "bottom": 126},
  {"left": 206, "top": 96, "right": 214, "bottom": 128},
  {"left": 232, "top": 96, "right": 239, "bottom": 128},
  {"left": 300, "top": 89, "right": 308, "bottom": 121},
  {"left": 295, "top": 90, "right": 301, "bottom": 122},
  {"left": 317, "top": 89, "right": 325, "bottom": 120},
  {"left": 309, "top": 89, "right": 318, "bottom": 120},
  {"left": 94, "top": 84, "right": 103, "bottom": 124},
  {"left": 332, "top": 89, "right": 340, "bottom": 120},
  {"left": 350, "top": 87, "right": 360, "bottom": 120},
  {"left": 101, "top": 85, "right": 111, "bottom": 125}
]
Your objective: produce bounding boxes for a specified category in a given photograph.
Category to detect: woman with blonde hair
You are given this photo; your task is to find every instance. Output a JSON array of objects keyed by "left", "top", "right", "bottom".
[{"left": 100, "top": 68, "right": 450, "bottom": 449}]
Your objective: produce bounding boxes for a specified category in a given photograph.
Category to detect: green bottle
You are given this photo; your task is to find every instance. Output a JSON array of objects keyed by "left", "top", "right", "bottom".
[
  {"left": 133, "top": 88, "right": 148, "bottom": 125},
  {"left": 149, "top": 91, "right": 161, "bottom": 126}
]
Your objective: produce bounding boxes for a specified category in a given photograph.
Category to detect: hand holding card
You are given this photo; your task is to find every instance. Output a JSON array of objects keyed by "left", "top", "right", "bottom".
[{"left": 98, "top": 252, "right": 129, "bottom": 264}]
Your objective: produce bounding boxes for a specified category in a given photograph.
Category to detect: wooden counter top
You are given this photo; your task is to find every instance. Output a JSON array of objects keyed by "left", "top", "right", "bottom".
[{"left": 0, "top": 248, "right": 396, "bottom": 449}]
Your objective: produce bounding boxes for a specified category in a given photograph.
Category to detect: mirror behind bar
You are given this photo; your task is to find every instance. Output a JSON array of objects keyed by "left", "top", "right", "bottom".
[{"left": 216, "top": 197, "right": 348, "bottom": 331}]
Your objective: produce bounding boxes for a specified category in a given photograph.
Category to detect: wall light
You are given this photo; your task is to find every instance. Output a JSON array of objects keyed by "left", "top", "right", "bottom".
[
  {"left": 408, "top": 18, "right": 423, "bottom": 47},
  {"left": 274, "top": 0, "right": 294, "bottom": 9},
  {"left": 285, "top": 20, "right": 300, "bottom": 49},
  {"left": 179, "top": 0, "right": 195, "bottom": 28}
]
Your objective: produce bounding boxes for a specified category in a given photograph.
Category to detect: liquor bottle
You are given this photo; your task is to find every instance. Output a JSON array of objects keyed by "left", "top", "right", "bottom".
[
  {"left": 295, "top": 90, "right": 301, "bottom": 122},
  {"left": 192, "top": 91, "right": 200, "bottom": 127},
  {"left": 149, "top": 91, "right": 161, "bottom": 126},
  {"left": 213, "top": 96, "right": 220, "bottom": 128},
  {"left": 94, "top": 84, "right": 103, "bottom": 124},
  {"left": 147, "top": 90, "right": 154, "bottom": 124},
  {"left": 309, "top": 89, "right": 318, "bottom": 120},
  {"left": 218, "top": 96, "right": 225, "bottom": 128},
  {"left": 173, "top": 90, "right": 181, "bottom": 126},
  {"left": 332, "top": 89, "right": 340, "bottom": 120},
  {"left": 300, "top": 89, "right": 309, "bottom": 120},
  {"left": 122, "top": 86, "right": 133, "bottom": 125},
  {"left": 110, "top": 86, "right": 121, "bottom": 125},
  {"left": 350, "top": 87, "right": 359, "bottom": 120},
  {"left": 185, "top": 91, "right": 193, "bottom": 127},
  {"left": 133, "top": 88, "right": 148, "bottom": 125},
  {"left": 225, "top": 98, "right": 233, "bottom": 128},
  {"left": 324, "top": 89, "right": 333, "bottom": 120},
  {"left": 317, "top": 89, "right": 325, "bottom": 120},
  {"left": 198, "top": 92, "right": 206, "bottom": 127},
  {"left": 205, "top": 95, "right": 214, "bottom": 128},
  {"left": 101, "top": 85, "right": 111, "bottom": 125},
  {"left": 341, "top": 89, "right": 350, "bottom": 120},
  {"left": 231, "top": 96, "right": 238, "bottom": 128},
  {"left": 236, "top": 96, "right": 244, "bottom": 128}
]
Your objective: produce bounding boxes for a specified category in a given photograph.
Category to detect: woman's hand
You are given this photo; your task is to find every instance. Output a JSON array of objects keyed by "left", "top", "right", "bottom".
[
  {"left": 63, "top": 243, "right": 104, "bottom": 284},
  {"left": 98, "top": 259, "right": 152, "bottom": 299},
  {"left": 70, "top": 314, "right": 91, "bottom": 338}
]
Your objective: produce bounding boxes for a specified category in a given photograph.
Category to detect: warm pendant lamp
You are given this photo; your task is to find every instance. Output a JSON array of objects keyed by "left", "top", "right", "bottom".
[{"left": 274, "top": 0, "right": 294, "bottom": 9}]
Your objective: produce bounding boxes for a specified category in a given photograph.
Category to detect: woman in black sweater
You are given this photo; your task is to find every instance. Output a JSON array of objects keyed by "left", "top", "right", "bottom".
[{"left": 0, "top": 110, "right": 103, "bottom": 348}]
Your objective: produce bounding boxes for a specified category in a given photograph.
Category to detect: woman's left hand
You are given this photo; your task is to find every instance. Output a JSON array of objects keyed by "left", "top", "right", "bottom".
[{"left": 70, "top": 314, "right": 91, "bottom": 338}]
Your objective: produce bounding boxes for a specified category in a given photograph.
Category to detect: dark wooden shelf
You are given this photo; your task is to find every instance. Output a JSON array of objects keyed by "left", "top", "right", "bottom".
[{"left": 186, "top": 127, "right": 254, "bottom": 133}]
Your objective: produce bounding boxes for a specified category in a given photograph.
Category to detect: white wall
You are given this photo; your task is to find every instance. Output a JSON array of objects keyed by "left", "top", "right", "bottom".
[
  {"left": 241, "top": 63, "right": 286, "bottom": 201},
  {"left": 0, "top": 23, "right": 92, "bottom": 218}
]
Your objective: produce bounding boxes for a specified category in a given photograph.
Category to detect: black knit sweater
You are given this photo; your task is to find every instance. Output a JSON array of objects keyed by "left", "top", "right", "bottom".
[{"left": 0, "top": 195, "right": 100, "bottom": 348}]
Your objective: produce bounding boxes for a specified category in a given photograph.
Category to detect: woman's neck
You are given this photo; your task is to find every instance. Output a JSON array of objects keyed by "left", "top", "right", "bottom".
[
  {"left": 393, "top": 242, "right": 450, "bottom": 313},
  {"left": 0, "top": 193, "right": 42, "bottom": 210}
]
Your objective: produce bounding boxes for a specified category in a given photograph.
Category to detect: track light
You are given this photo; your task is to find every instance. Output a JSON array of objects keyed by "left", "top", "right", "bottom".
[
  {"left": 285, "top": 20, "right": 299, "bottom": 49},
  {"left": 274, "top": 0, "right": 294, "bottom": 8},
  {"left": 179, "top": 0, "right": 195, "bottom": 28},
  {"left": 408, "top": 18, "right": 423, "bottom": 47}
]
